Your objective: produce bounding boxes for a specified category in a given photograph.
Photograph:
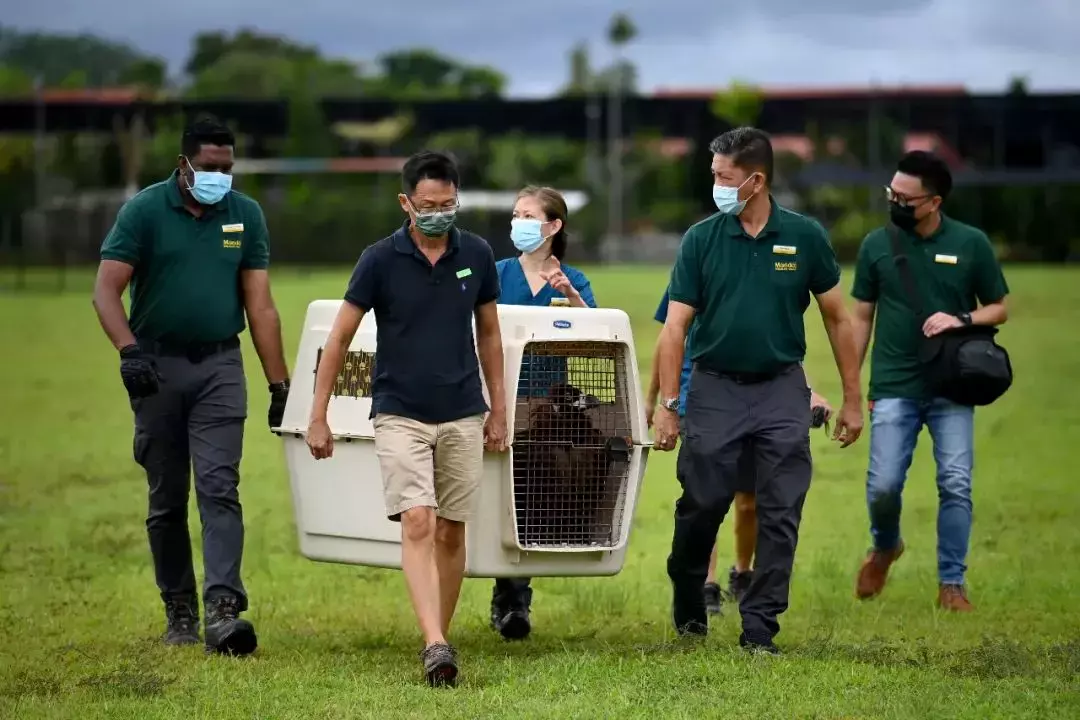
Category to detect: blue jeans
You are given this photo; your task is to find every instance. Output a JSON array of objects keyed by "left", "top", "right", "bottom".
[{"left": 866, "top": 397, "right": 975, "bottom": 585}]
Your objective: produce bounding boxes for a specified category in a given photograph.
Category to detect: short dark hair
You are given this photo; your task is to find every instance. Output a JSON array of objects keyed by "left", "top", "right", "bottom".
[
  {"left": 181, "top": 116, "right": 235, "bottom": 158},
  {"left": 896, "top": 150, "right": 952, "bottom": 201},
  {"left": 708, "top": 126, "right": 774, "bottom": 183},
  {"left": 401, "top": 150, "right": 460, "bottom": 195}
]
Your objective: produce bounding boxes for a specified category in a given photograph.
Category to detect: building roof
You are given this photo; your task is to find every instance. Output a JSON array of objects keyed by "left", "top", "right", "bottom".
[{"left": 652, "top": 84, "right": 968, "bottom": 100}]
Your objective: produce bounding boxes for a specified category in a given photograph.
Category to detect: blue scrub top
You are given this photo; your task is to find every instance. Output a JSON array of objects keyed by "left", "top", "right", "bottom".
[
  {"left": 654, "top": 288, "right": 693, "bottom": 418},
  {"left": 496, "top": 257, "right": 597, "bottom": 398}
]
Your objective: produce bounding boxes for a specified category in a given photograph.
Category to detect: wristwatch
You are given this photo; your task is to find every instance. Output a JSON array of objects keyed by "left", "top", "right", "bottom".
[
  {"left": 269, "top": 380, "right": 291, "bottom": 394},
  {"left": 661, "top": 396, "right": 680, "bottom": 413},
  {"left": 959, "top": 312, "right": 972, "bottom": 326}
]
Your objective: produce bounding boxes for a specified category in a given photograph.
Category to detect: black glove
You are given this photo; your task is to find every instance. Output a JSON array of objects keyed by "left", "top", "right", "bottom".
[
  {"left": 119, "top": 344, "right": 162, "bottom": 399},
  {"left": 811, "top": 405, "right": 828, "bottom": 429},
  {"left": 268, "top": 380, "right": 290, "bottom": 429}
]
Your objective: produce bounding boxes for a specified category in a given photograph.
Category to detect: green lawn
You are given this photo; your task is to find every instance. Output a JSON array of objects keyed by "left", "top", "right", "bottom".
[{"left": 1, "top": 265, "right": 1078, "bottom": 719}]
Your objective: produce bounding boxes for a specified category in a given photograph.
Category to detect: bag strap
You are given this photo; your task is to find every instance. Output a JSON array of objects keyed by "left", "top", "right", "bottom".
[{"left": 886, "top": 223, "right": 928, "bottom": 323}]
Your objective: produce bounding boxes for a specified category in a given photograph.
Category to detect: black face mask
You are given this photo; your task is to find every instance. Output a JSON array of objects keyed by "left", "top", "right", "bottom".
[{"left": 889, "top": 201, "right": 919, "bottom": 232}]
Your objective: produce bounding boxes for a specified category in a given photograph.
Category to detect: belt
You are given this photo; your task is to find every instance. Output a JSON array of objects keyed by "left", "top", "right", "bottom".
[
  {"left": 695, "top": 362, "right": 796, "bottom": 385},
  {"left": 139, "top": 335, "right": 240, "bottom": 363}
]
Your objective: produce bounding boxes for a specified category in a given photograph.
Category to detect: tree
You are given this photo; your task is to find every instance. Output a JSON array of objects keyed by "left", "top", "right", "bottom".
[
  {"left": 562, "top": 42, "right": 593, "bottom": 96},
  {"left": 607, "top": 13, "right": 638, "bottom": 47},
  {"left": 710, "top": 80, "right": 764, "bottom": 127},
  {"left": 366, "top": 49, "right": 506, "bottom": 99},
  {"left": 184, "top": 29, "right": 320, "bottom": 77},
  {"left": 0, "top": 25, "right": 165, "bottom": 87}
]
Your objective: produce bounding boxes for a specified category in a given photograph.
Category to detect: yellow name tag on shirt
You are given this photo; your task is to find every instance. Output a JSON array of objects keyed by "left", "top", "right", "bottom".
[
  {"left": 773, "top": 245, "right": 797, "bottom": 255},
  {"left": 221, "top": 223, "right": 244, "bottom": 233},
  {"left": 934, "top": 254, "right": 958, "bottom": 265}
]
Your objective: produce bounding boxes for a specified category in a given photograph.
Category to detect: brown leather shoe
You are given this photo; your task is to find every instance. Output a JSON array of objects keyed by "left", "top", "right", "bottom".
[
  {"left": 855, "top": 542, "right": 905, "bottom": 599},
  {"left": 938, "top": 584, "right": 974, "bottom": 612}
]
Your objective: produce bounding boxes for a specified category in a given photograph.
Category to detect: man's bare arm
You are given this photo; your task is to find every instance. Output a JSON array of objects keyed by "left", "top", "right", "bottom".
[
  {"left": 310, "top": 302, "right": 365, "bottom": 423},
  {"left": 92, "top": 260, "right": 138, "bottom": 351},
  {"left": 814, "top": 286, "right": 862, "bottom": 402},
  {"left": 646, "top": 336, "right": 662, "bottom": 411},
  {"left": 851, "top": 300, "right": 876, "bottom": 369},
  {"left": 972, "top": 298, "right": 1008, "bottom": 327},
  {"left": 658, "top": 301, "right": 696, "bottom": 405},
  {"left": 474, "top": 301, "right": 507, "bottom": 417},
  {"left": 241, "top": 269, "right": 289, "bottom": 384}
]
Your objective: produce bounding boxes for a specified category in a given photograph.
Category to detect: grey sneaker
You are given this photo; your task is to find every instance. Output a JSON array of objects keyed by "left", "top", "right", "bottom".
[
  {"left": 163, "top": 597, "right": 199, "bottom": 646},
  {"left": 703, "top": 582, "right": 723, "bottom": 615},
  {"left": 421, "top": 642, "right": 458, "bottom": 687}
]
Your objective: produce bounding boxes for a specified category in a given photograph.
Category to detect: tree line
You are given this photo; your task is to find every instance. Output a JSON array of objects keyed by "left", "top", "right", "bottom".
[{"left": 0, "top": 21, "right": 1076, "bottom": 265}]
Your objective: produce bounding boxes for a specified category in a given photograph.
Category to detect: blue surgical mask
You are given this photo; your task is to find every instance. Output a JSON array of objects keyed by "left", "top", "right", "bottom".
[
  {"left": 712, "top": 174, "right": 757, "bottom": 215},
  {"left": 510, "top": 218, "right": 547, "bottom": 254},
  {"left": 183, "top": 157, "right": 232, "bottom": 205}
]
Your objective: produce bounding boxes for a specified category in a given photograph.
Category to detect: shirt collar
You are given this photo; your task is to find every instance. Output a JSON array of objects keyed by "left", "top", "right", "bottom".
[
  {"left": 724, "top": 195, "right": 783, "bottom": 238},
  {"left": 908, "top": 213, "right": 949, "bottom": 243}
]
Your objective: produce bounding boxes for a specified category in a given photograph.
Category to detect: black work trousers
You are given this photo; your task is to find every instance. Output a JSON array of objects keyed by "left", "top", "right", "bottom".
[
  {"left": 667, "top": 363, "right": 812, "bottom": 643},
  {"left": 130, "top": 341, "right": 249, "bottom": 612}
]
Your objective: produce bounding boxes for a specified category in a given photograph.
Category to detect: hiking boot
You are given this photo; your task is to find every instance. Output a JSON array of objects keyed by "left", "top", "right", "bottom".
[
  {"left": 703, "top": 582, "right": 723, "bottom": 615},
  {"left": 163, "top": 597, "right": 200, "bottom": 646},
  {"left": 855, "top": 542, "right": 905, "bottom": 599},
  {"left": 490, "top": 583, "right": 532, "bottom": 641},
  {"left": 421, "top": 642, "right": 458, "bottom": 687},
  {"left": 728, "top": 567, "right": 753, "bottom": 603},
  {"left": 739, "top": 632, "right": 780, "bottom": 656},
  {"left": 204, "top": 595, "right": 257, "bottom": 656},
  {"left": 938, "top": 584, "right": 974, "bottom": 612}
]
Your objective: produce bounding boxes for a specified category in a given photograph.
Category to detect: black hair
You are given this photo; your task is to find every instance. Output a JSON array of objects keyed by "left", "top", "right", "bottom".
[
  {"left": 180, "top": 116, "right": 235, "bottom": 158},
  {"left": 708, "top": 126, "right": 774, "bottom": 184},
  {"left": 896, "top": 150, "right": 953, "bottom": 201},
  {"left": 401, "top": 150, "right": 460, "bottom": 195}
]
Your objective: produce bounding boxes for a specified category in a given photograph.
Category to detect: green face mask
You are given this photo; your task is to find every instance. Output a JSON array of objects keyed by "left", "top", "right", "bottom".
[{"left": 413, "top": 209, "right": 457, "bottom": 237}]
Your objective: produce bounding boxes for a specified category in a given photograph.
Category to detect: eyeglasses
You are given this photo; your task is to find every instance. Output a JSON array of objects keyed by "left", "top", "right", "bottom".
[
  {"left": 410, "top": 198, "right": 460, "bottom": 215},
  {"left": 884, "top": 186, "right": 932, "bottom": 207}
]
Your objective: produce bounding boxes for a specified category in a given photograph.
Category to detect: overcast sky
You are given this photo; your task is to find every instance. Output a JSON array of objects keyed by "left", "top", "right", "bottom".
[{"left": 5, "top": 0, "right": 1077, "bottom": 95}]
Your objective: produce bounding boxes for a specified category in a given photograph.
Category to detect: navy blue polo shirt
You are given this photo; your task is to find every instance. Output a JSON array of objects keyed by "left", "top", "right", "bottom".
[{"left": 344, "top": 221, "right": 501, "bottom": 424}]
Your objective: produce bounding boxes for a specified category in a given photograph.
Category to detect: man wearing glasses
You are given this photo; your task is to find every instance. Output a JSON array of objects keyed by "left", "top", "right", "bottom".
[
  {"left": 850, "top": 151, "right": 1009, "bottom": 611},
  {"left": 306, "top": 150, "right": 509, "bottom": 687}
]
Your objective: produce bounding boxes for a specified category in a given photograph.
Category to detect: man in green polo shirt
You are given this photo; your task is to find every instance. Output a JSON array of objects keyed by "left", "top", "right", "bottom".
[
  {"left": 91, "top": 117, "right": 291, "bottom": 655},
  {"left": 652, "top": 126, "right": 864, "bottom": 653},
  {"left": 850, "top": 151, "right": 1009, "bottom": 612}
]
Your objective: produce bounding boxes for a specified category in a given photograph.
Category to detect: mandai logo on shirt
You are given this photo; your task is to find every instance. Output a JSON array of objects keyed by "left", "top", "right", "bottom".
[{"left": 222, "top": 223, "right": 243, "bottom": 249}]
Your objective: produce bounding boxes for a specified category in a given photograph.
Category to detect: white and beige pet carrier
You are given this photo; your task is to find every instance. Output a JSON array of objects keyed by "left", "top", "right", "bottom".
[{"left": 275, "top": 301, "right": 650, "bottom": 577}]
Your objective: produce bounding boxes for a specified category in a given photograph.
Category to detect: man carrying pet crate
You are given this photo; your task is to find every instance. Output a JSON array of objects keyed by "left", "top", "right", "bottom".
[
  {"left": 652, "top": 126, "right": 864, "bottom": 654},
  {"left": 306, "top": 150, "right": 509, "bottom": 688}
]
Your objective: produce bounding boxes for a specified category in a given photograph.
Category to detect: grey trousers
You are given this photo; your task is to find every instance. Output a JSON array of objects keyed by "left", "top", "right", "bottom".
[
  {"left": 130, "top": 344, "right": 249, "bottom": 611},
  {"left": 667, "top": 363, "right": 812, "bottom": 643}
]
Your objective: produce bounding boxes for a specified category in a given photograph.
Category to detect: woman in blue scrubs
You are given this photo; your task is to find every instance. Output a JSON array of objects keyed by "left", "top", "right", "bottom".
[{"left": 489, "top": 185, "right": 597, "bottom": 641}]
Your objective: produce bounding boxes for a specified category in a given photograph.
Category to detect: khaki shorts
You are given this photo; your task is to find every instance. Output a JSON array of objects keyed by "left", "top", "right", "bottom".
[{"left": 372, "top": 413, "right": 485, "bottom": 522}]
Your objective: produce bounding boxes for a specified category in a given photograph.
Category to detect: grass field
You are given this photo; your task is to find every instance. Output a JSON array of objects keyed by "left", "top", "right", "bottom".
[{"left": 1, "top": 265, "right": 1078, "bottom": 719}]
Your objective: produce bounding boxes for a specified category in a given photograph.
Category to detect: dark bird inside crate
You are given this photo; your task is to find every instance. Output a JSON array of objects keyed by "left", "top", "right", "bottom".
[{"left": 511, "top": 382, "right": 628, "bottom": 547}]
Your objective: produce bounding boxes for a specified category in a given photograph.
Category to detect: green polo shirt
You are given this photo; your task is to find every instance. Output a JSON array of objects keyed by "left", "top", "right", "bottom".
[
  {"left": 100, "top": 171, "right": 270, "bottom": 345},
  {"left": 851, "top": 215, "right": 1009, "bottom": 400},
  {"left": 669, "top": 198, "right": 841, "bottom": 374}
]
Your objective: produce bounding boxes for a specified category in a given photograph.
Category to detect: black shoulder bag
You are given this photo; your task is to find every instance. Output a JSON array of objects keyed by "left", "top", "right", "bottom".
[{"left": 886, "top": 224, "right": 1013, "bottom": 407}]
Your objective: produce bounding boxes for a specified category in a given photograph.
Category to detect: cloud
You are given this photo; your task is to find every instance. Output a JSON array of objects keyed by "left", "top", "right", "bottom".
[{"left": 3, "top": 0, "right": 1078, "bottom": 95}]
